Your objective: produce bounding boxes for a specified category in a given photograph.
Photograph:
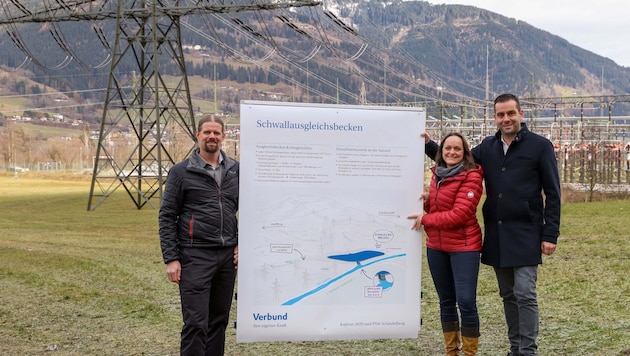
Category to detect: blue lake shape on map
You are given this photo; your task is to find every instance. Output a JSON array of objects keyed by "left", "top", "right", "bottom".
[{"left": 327, "top": 250, "right": 385, "bottom": 264}]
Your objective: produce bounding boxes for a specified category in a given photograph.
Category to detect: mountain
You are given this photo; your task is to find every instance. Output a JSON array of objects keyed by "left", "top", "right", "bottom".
[
  {"left": 327, "top": 0, "right": 630, "bottom": 98},
  {"left": 1, "top": 0, "right": 629, "bottom": 120}
]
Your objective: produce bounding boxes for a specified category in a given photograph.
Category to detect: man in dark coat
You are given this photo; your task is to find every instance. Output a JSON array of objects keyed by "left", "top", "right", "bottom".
[
  {"left": 425, "top": 93, "right": 561, "bottom": 356},
  {"left": 159, "top": 115, "right": 239, "bottom": 356}
]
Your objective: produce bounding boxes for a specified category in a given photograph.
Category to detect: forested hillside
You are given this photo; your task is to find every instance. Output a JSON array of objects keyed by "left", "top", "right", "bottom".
[{"left": 1, "top": 0, "right": 629, "bottom": 121}]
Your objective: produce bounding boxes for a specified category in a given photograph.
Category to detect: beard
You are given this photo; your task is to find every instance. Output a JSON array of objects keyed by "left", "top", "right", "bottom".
[{"left": 201, "top": 140, "right": 220, "bottom": 154}]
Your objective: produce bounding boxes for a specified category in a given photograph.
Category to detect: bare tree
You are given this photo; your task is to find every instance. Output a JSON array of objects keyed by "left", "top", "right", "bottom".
[
  {"left": 0, "top": 122, "right": 28, "bottom": 168},
  {"left": 0, "top": 124, "right": 11, "bottom": 166},
  {"left": 44, "top": 144, "right": 63, "bottom": 164}
]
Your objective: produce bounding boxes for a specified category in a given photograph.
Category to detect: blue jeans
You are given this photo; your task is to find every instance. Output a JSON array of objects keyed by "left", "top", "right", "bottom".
[
  {"left": 494, "top": 266, "right": 539, "bottom": 356},
  {"left": 427, "top": 248, "right": 480, "bottom": 328}
]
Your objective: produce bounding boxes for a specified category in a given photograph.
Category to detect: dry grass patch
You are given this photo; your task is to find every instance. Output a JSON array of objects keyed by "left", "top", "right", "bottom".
[{"left": 0, "top": 175, "right": 628, "bottom": 355}]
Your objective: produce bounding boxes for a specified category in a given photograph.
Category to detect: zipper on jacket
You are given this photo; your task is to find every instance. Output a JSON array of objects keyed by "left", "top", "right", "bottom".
[
  {"left": 433, "top": 183, "right": 443, "bottom": 250},
  {"left": 189, "top": 215, "right": 194, "bottom": 247},
  {"left": 215, "top": 179, "right": 226, "bottom": 246}
]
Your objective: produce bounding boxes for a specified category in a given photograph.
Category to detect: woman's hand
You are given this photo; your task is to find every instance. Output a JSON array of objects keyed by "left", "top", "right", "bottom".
[
  {"left": 407, "top": 191, "right": 428, "bottom": 231},
  {"left": 407, "top": 213, "right": 423, "bottom": 231}
]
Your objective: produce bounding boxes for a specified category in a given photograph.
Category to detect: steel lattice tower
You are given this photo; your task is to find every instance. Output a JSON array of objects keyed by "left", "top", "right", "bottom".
[
  {"left": 0, "top": 0, "right": 320, "bottom": 210},
  {"left": 91, "top": 0, "right": 320, "bottom": 210}
]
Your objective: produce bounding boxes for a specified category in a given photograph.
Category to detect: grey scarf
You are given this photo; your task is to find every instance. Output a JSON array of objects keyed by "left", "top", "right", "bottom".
[{"left": 435, "top": 162, "right": 464, "bottom": 184}]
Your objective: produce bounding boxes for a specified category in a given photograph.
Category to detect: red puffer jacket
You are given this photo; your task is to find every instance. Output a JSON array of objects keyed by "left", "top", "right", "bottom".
[{"left": 422, "top": 164, "right": 483, "bottom": 252}]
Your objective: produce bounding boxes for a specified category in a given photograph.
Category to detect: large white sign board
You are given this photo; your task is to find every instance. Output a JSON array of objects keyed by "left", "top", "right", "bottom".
[{"left": 237, "top": 101, "right": 426, "bottom": 342}]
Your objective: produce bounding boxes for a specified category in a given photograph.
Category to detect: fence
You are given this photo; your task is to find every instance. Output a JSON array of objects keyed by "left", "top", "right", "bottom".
[
  {"left": 425, "top": 117, "right": 630, "bottom": 189},
  {"left": 3, "top": 120, "right": 630, "bottom": 190}
]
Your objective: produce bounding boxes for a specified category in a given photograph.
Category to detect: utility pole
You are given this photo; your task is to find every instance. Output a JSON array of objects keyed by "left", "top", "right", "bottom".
[
  {"left": 88, "top": 1, "right": 320, "bottom": 210},
  {"left": 484, "top": 44, "right": 490, "bottom": 126},
  {"left": 529, "top": 72, "right": 537, "bottom": 130},
  {"left": 383, "top": 60, "right": 387, "bottom": 104}
]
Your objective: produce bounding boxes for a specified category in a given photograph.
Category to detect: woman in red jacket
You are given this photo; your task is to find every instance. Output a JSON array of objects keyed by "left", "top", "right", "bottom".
[{"left": 409, "top": 132, "right": 483, "bottom": 355}]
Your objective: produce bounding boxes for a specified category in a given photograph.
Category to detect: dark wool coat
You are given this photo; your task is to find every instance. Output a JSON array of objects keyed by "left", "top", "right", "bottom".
[
  {"left": 427, "top": 124, "right": 561, "bottom": 267},
  {"left": 422, "top": 165, "right": 483, "bottom": 253},
  {"left": 159, "top": 149, "right": 239, "bottom": 264}
]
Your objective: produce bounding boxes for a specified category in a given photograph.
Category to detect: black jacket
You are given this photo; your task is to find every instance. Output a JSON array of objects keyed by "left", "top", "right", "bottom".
[
  {"left": 159, "top": 149, "right": 239, "bottom": 264},
  {"left": 427, "top": 123, "right": 561, "bottom": 267}
]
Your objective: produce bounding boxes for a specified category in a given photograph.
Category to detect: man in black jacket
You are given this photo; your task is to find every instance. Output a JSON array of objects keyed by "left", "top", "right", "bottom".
[
  {"left": 159, "top": 115, "right": 239, "bottom": 355},
  {"left": 425, "top": 93, "right": 561, "bottom": 356}
]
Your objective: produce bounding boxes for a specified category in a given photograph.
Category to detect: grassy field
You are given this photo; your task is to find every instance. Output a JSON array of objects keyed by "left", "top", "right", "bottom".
[
  {"left": 0, "top": 173, "right": 628, "bottom": 355},
  {"left": 11, "top": 122, "right": 84, "bottom": 140}
]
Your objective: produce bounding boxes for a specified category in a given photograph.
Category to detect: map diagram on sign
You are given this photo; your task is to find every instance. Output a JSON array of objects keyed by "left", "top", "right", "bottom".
[
  {"left": 236, "top": 101, "right": 425, "bottom": 342},
  {"left": 249, "top": 195, "right": 410, "bottom": 307}
]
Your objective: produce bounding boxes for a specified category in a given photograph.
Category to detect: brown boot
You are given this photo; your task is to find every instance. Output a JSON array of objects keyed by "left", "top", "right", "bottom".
[
  {"left": 461, "top": 326, "right": 480, "bottom": 356},
  {"left": 441, "top": 321, "right": 460, "bottom": 356}
]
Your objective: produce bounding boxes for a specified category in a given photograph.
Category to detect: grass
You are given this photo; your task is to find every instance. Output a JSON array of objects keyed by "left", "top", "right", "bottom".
[
  {"left": 10, "top": 122, "right": 85, "bottom": 140},
  {"left": 0, "top": 173, "right": 628, "bottom": 355},
  {"left": 0, "top": 96, "right": 28, "bottom": 115}
]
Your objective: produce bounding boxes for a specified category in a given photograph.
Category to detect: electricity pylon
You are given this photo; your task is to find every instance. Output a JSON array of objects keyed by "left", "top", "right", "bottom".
[{"left": 0, "top": 0, "right": 320, "bottom": 210}]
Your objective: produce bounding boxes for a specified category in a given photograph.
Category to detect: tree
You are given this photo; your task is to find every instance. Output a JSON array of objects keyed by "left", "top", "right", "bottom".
[
  {"left": 44, "top": 144, "right": 63, "bottom": 163},
  {"left": 0, "top": 122, "right": 29, "bottom": 168}
]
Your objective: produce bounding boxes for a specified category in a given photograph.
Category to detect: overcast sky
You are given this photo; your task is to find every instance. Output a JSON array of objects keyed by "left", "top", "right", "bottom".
[{"left": 426, "top": 0, "right": 630, "bottom": 67}]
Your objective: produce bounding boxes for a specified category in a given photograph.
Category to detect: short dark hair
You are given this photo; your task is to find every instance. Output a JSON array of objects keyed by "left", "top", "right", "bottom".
[
  {"left": 435, "top": 132, "right": 477, "bottom": 170},
  {"left": 494, "top": 93, "right": 521, "bottom": 112},
  {"left": 197, "top": 114, "right": 225, "bottom": 133}
]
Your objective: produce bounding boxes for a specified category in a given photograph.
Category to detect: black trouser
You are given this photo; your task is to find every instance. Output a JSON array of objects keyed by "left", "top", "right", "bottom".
[{"left": 179, "top": 246, "right": 237, "bottom": 356}]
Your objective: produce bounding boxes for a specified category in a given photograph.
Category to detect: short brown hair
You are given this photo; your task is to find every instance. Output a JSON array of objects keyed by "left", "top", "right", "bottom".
[{"left": 494, "top": 93, "right": 521, "bottom": 112}]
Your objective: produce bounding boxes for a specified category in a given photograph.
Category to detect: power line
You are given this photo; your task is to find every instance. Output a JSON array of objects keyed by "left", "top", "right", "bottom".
[{"left": 1, "top": 0, "right": 322, "bottom": 210}]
